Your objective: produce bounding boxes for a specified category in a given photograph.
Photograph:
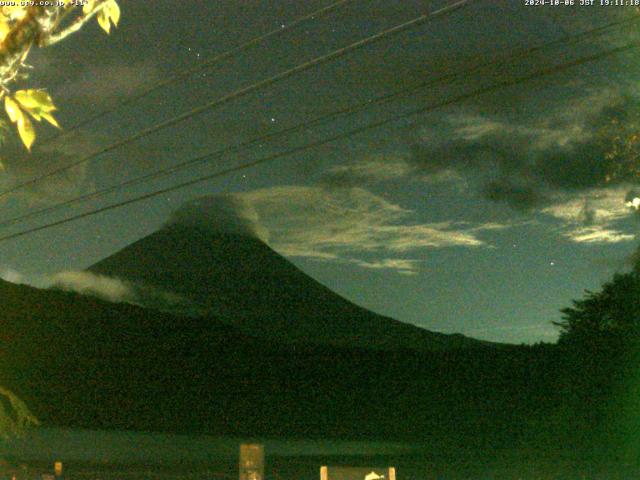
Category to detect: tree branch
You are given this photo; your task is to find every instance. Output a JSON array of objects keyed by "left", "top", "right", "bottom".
[{"left": 42, "top": 1, "right": 111, "bottom": 47}]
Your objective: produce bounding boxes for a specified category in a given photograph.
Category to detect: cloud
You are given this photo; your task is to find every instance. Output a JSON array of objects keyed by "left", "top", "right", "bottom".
[
  {"left": 409, "top": 89, "right": 640, "bottom": 210},
  {"left": 350, "top": 258, "right": 421, "bottom": 276},
  {"left": 244, "top": 187, "right": 489, "bottom": 258},
  {"left": 560, "top": 226, "right": 635, "bottom": 244},
  {"left": 541, "top": 187, "right": 637, "bottom": 244},
  {"left": 50, "top": 271, "right": 135, "bottom": 303},
  {"left": 0, "top": 266, "right": 199, "bottom": 314},
  {"left": 166, "top": 194, "right": 268, "bottom": 240},
  {"left": 53, "top": 61, "right": 161, "bottom": 106},
  {"left": 0, "top": 266, "right": 137, "bottom": 304},
  {"left": 541, "top": 188, "right": 632, "bottom": 224},
  {"left": 0, "top": 132, "right": 98, "bottom": 207},
  {"left": 396, "top": 85, "right": 640, "bottom": 243},
  {"left": 481, "top": 180, "right": 541, "bottom": 212},
  {"left": 319, "top": 154, "right": 412, "bottom": 188},
  {"left": 177, "top": 187, "right": 511, "bottom": 274},
  {"left": 0, "top": 268, "right": 27, "bottom": 285}
]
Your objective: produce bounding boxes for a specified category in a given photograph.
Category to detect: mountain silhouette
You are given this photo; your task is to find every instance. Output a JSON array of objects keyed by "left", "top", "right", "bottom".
[
  {"left": 89, "top": 223, "right": 488, "bottom": 351},
  {"left": 0, "top": 277, "right": 597, "bottom": 458},
  {"left": 0, "top": 277, "right": 556, "bottom": 445}
]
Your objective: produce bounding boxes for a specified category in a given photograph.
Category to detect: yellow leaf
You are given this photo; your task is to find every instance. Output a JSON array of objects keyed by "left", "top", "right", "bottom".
[
  {"left": 97, "top": 1, "right": 120, "bottom": 34},
  {"left": 105, "top": 0, "right": 120, "bottom": 26},
  {"left": 4, "top": 96, "right": 20, "bottom": 123},
  {"left": 27, "top": 110, "right": 41, "bottom": 121},
  {"left": 4, "top": 96, "right": 39, "bottom": 151},
  {"left": 41, "top": 112, "right": 60, "bottom": 129},
  {"left": 83, "top": 0, "right": 96, "bottom": 14},
  {"left": 2, "top": 6, "right": 26, "bottom": 21},
  {"left": 14, "top": 89, "right": 55, "bottom": 112},
  {"left": 17, "top": 113, "right": 34, "bottom": 151},
  {"left": 97, "top": 10, "right": 111, "bottom": 33},
  {"left": 0, "top": 19, "right": 10, "bottom": 43}
]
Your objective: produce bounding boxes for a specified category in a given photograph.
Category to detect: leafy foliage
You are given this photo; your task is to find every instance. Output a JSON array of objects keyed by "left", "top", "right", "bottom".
[
  {"left": 0, "top": 1, "right": 121, "bottom": 150},
  {"left": 0, "top": 386, "right": 38, "bottom": 438},
  {"left": 555, "top": 267, "right": 640, "bottom": 346}
]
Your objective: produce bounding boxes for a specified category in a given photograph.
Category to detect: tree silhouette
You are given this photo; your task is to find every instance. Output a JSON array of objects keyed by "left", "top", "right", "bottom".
[{"left": 555, "top": 265, "right": 640, "bottom": 347}]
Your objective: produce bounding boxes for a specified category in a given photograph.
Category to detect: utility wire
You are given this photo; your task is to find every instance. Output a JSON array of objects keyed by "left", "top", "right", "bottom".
[
  {"left": 38, "top": 0, "right": 356, "bottom": 147},
  {"left": 0, "top": 15, "right": 634, "bottom": 229},
  {"left": 0, "top": 39, "right": 635, "bottom": 244},
  {"left": 0, "top": 0, "right": 478, "bottom": 200}
]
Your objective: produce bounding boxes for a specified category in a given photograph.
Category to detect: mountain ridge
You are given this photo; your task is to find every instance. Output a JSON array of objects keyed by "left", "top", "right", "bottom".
[
  {"left": 0, "top": 277, "right": 515, "bottom": 440},
  {"left": 88, "top": 223, "right": 492, "bottom": 351}
]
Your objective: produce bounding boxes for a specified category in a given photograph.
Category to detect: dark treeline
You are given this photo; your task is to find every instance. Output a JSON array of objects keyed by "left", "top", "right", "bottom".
[{"left": 0, "top": 278, "right": 637, "bottom": 471}]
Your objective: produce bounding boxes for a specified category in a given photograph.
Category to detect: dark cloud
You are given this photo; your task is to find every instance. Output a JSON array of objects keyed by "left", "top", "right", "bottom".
[
  {"left": 0, "top": 132, "right": 99, "bottom": 205},
  {"left": 577, "top": 200, "right": 597, "bottom": 226},
  {"left": 532, "top": 142, "right": 609, "bottom": 191},
  {"left": 318, "top": 156, "right": 411, "bottom": 189},
  {"left": 482, "top": 180, "right": 542, "bottom": 211},
  {"left": 408, "top": 92, "right": 640, "bottom": 212},
  {"left": 166, "top": 195, "right": 266, "bottom": 240}
]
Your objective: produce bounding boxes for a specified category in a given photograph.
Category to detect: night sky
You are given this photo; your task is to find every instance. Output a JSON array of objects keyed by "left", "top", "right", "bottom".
[{"left": 0, "top": 0, "right": 639, "bottom": 344}]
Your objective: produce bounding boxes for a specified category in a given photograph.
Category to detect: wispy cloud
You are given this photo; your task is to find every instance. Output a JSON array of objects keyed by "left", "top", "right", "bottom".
[
  {"left": 319, "top": 154, "right": 412, "bottom": 188},
  {"left": 0, "top": 267, "right": 135, "bottom": 303},
  {"left": 560, "top": 226, "right": 635, "bottom": 244},
  {"left": 54, "top": 61, "right": 161, "bottom": 106},
  {"left": 51, "top": 271, "right": 135, "bottom": 303},
  {"left": 541, "top": 187, "right": 637, "bottom": 244},
  {"left": 0, "top": 266, "right": 195, "bottom": 313},
  {"left": 410, "top": 88, "right": 640, "bottom": 211},
  {"left": 0, "top": 132, "right": 99, "bottom": 206},
  {"left": 175, "top": 187, "right": 514, "bottom": 274},
  {"left": 541, "top": 188, "right": 632, "bottom": 224},
  {"left": 350, "top": 258, "right": 422, "bottom": 276},
  {"left": 244, "top": 187, "right": 491, "bottom": 266},
  {"left": 167, "top": 194, "right": 269, "bottom": 240}
]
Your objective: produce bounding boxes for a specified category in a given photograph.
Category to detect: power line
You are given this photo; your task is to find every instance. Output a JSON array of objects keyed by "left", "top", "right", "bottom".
[
  {"left": 0, "top": 15, "right": 633, "bottom": 229},
  {"left": 0, "top": 0, "right": 478, "bottom": 200},
  {"left": 0, "top": 39, "right": 635, "bottom": 244},
  {"left": 37, "top": 0, "right": 356, "bottom": 147}
]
